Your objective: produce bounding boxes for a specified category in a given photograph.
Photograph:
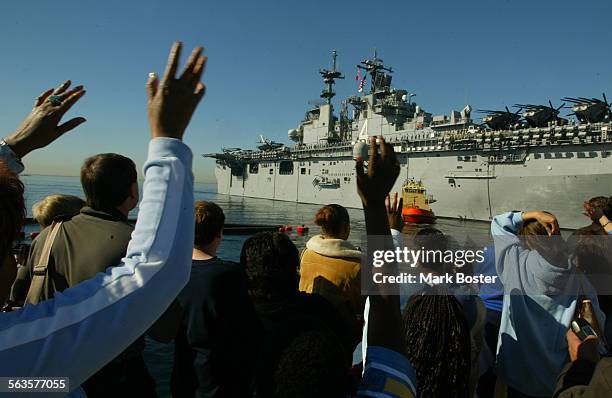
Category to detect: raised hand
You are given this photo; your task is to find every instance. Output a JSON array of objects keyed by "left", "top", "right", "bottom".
[
  {"left": 4, "top": 81, "right": 86, "bottom": 158},
  {"left": 386, "top": 192, "right": 404, "bottom": 231},
  {"left": 355, "top": 136, "right": 401, "bottom": 207},
  {"left": 147, "top": 42, "right": 207, "bottom": 140},
  {"left": 583, "top": 199, "right": 607, "bottom": 221}
]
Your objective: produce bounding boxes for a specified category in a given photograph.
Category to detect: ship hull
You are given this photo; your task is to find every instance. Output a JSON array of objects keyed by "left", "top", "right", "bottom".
[
  {"left": 402, "top": 207, "right": 436, "bottom": 224},
  {"left": 214, "top": 143, "right": 612, "bottom": 229}
]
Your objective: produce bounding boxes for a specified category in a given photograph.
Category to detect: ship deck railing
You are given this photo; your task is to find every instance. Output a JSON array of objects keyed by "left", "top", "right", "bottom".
[{"left": 212, "top": 123, "right": 611, "bottom": 163}]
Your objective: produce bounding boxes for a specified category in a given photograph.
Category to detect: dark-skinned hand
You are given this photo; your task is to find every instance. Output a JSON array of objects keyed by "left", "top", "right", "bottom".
[
  {"left": 386, "top": 192, "right": 404, "bottom": 231},
  {"left": 355, "top": 136, "right": 400, "bottom": 207},
  {"left": 147, "top": 41, "right": 207, "bottom": 140},
  {"left": 4, "top": 81, "right": 86, "bottom": 159}
]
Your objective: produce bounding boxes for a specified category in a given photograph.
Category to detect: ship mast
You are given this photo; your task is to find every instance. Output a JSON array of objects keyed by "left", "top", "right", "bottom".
[
  {"left": 319, "top": 50, "right": 344, "bottom": 104},
  {"left": 357, "top": 49, "right": 393, "bottom": 93}
]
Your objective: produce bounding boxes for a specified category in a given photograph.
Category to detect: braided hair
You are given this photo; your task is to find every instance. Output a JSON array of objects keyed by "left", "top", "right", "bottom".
[{"left": 401, "top": 287, "right": 471, "bottom": 397}]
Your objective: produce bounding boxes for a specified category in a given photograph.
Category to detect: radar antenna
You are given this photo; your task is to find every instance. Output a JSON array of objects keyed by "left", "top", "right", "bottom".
[{"left": 319, "top": 50, "right": 344, "bottom": 104}]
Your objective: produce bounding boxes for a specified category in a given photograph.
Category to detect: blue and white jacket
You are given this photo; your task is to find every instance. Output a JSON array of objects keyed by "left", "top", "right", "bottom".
[
  {"left": 492, "top": 211, "right": 604, "bottom": 397},
  {"left": 0, "top": 138, "right": 194, "bottom": 397}
]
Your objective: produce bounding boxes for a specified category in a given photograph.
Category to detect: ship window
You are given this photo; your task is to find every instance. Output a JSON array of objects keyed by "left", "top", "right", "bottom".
[
  {"left": 457, "top": 156, "right": 463, "bottom": 161},
  {"left": 279, "top": 161, "right": 294, "bottom": 175},
  {"left": 308, "top": 169, "right": 311, "bottom": 175},
  {"left": 249, "top": 163, "right": 259, "bottom": 174},
  {"left": 471, "top": 155, "right": 477, "bottom": 161},
  {"left": 269, "top": 169, "right": 274, "bottom": 174},
  {"left": 301, "top": 167, "right": 306, "bottom": 175},
  {"left": 231, "top": 165, "right": 244, "bottom": 177},
  {"left": 457, "top": 166, "right": 463, "bottom": 169}
]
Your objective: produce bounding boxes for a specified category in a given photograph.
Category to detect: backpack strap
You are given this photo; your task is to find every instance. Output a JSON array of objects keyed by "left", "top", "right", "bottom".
[{"left": 24, "top": 222, "right": 62, "bottom": 305}]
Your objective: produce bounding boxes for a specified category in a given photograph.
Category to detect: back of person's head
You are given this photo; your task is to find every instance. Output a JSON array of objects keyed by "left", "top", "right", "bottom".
[
  {"left": 0, "top": 160, "right": 25, "bottom": 260},
  {"left": 241, "top": 232, "right": 299, "bottom": 300},
  {"left": 314, "top": 204, "right": 350, "bottom": 239},
  {"left": 519, "top": 212, "right": 565, "bottom": 259},
  {"left": 572, "top": 227, "right": 611, "bottom": 291},
  {"left": 402, "top": 288, "right": 471, "bottom": 398},
  {"left": 414, "top": 227, "right": 451, "bottom": 273},
  {"left": 605, "top": 197, "right": 612, "bottom": 219},
  {"left": 274, "top": 330, "right": 347, "bottom": 398},
  {"left": 80, "top": 153, "right": 137, "bottom": 212},
  {"left": 585, "top": 196, "right": 612, "bottom": 221},
  {"left": 32, "top": 194, "right": 85, "bottom": 228},
  {"left": 194, "top": 200, "right": 225, "bottom": 248},
  {"left": 518, "top": 214, "right": 567, "bottom": 264}
]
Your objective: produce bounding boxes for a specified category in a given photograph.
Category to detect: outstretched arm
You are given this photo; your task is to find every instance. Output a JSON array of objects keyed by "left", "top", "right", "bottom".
[
  {"left": 357, "top": 137, "right": 402, "bottom": 352},
  {"left": 357, "top": 137, "right": 417, "bottom": 398},
  {"left": 0, "top": 42, "right": 207, "bottom": 391}
]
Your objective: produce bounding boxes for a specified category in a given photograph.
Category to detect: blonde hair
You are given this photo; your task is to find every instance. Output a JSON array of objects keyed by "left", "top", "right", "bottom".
[{"left": 32, "top": 194, "right": 85, "bottom": 228}]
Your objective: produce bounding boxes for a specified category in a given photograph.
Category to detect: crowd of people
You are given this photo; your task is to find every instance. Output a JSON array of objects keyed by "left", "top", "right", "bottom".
[{"left": 1, "top": 41, "right": 612, "bottom": 398}]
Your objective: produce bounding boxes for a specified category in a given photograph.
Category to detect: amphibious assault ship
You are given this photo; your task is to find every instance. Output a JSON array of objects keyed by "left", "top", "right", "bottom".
[{"left": 205, "top": 51, "right": 612, "bottom": 229}]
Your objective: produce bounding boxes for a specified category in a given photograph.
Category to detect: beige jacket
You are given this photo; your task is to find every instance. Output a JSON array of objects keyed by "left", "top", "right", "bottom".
[{"left": 299, "top": 235, "right": 362, "bottom": 317}]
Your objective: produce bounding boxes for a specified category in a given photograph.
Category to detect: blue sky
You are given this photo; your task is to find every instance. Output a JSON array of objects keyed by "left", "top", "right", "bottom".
[{"left": 1, "top": 0, "right": 610, "bottom": 182}]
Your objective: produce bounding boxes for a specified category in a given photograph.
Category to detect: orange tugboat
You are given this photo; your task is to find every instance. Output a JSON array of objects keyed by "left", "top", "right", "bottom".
[{"left": 401, "top": 180, "right": 437, "bottom": 224}]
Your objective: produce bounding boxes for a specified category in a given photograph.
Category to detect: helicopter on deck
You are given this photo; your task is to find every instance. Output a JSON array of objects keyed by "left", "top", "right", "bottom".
[
  {"left": 562, "top": 93, "right": 612, "bottom": 123},
  {"left": 478, "top": 107, "right": 522, "bottom": 130},
  {"left": 257, "top": 135, "right": 284, "bottom": 151},
  {"left": 514, "top": 101, "right": 567, "bottom": 128}
]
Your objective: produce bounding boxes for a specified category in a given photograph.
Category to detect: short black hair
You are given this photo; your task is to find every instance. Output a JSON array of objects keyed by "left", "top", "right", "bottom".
[
  {"left": 605, "top": 197, "right": 612, "bottom": 219},
  {"left": 274, "top": 330, "right": 347, "bottom": 398},
  {"left": 240, "top": 232, "right": 299, "bottom": 300},
  {"left": 194, "top": 201, "right": 225, "bottom": 247},
  {"left": 414, "top": 227, "right": 450, "bottom": 273},
  {"left": 80, "top": 153, "right": 137, "bottom": 211}
]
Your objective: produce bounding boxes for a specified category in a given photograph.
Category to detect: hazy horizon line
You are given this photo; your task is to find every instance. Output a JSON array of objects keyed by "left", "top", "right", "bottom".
[{"left": 22, "top": 173, "right": 216, "bottom": 185}]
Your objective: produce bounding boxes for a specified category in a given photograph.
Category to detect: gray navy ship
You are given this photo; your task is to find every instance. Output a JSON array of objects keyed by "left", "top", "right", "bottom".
[{"left": 205, "top": 51, "right": 612, "bottom": 229}]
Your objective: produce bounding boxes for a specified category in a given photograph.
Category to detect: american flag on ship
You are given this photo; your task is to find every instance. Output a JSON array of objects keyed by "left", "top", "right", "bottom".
[{"left": 357, "top": 75, "right": 366, "bottom": 92}]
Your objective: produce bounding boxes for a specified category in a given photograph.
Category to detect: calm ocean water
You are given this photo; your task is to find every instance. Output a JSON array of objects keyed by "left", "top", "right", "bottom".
[{"left": 21, "top": 174, "right": 492, "bottom": 397}]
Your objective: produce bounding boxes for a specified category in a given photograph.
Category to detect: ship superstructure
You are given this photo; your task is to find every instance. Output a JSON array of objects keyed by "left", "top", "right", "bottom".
[{"left": 205, "top": 51, "right": 612, "bottom": 229}]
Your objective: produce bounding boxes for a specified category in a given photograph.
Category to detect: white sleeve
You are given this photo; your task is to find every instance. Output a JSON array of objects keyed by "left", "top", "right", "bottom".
[{"left": 0, "top": 138, "right": 194, "bottom": 393}]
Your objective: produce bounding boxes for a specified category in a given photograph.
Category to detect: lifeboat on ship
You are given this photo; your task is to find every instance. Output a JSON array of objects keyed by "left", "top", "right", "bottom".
[{"left": 401, "top": 179, "right": 437, "bottom": 224}]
